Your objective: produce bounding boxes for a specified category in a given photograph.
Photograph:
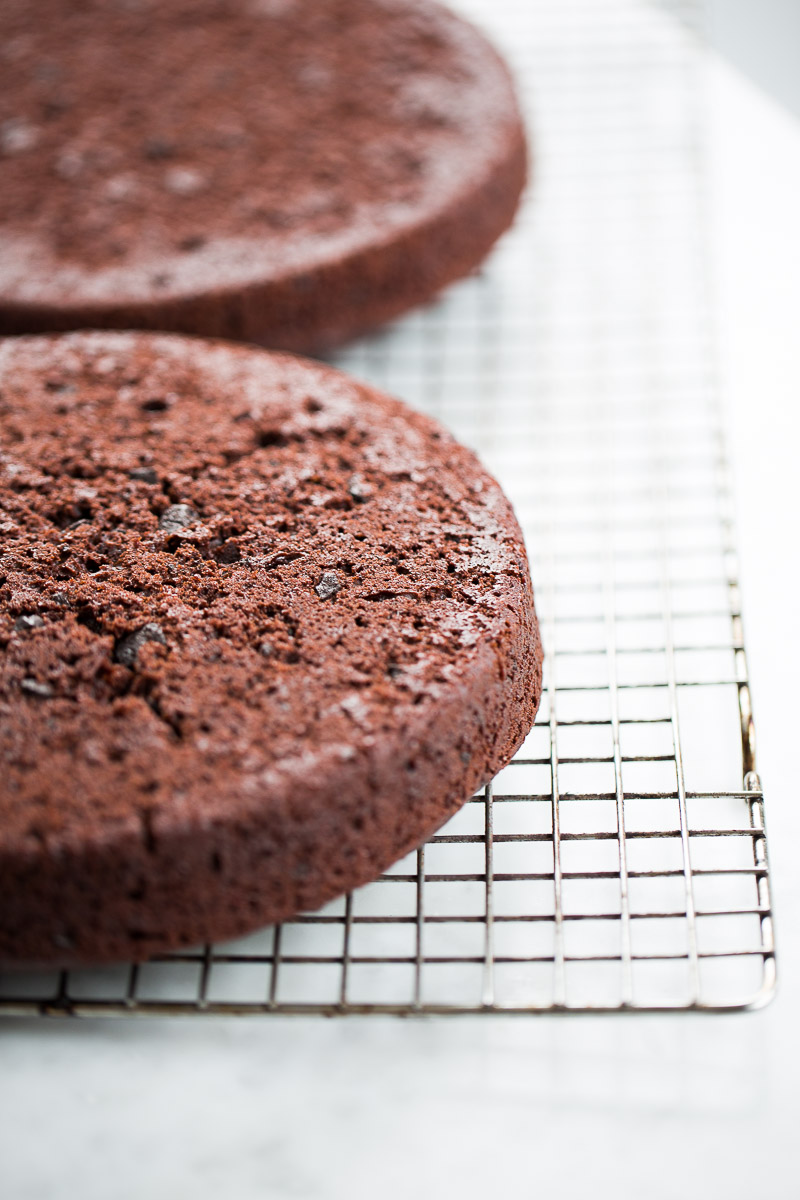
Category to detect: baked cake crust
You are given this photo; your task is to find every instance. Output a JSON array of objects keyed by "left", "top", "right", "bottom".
[
  {"left": 0, "top": 332, "right": 542, "bottom": 964},
  {"left": 0, "top": 0, "right": 527, "bottom": 350}
]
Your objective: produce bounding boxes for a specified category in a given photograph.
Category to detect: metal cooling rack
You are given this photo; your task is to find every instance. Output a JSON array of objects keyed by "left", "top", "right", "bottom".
[{"left": 0, "top": 0, "right": 775, "bottom": 1015}]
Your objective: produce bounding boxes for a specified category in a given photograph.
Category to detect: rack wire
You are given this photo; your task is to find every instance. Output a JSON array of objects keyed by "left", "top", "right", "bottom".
[{"left": 0, "top": 0, "right": 775, "bottom": 1015}]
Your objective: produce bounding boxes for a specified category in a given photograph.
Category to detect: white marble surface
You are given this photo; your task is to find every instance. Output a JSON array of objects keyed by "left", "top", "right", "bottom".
[
  {"left": 3, "top": 13, "right": 800, "bottom": 1200},
  {"left": 0, "top": 1010, "right": 794, "bottom": 1200}
]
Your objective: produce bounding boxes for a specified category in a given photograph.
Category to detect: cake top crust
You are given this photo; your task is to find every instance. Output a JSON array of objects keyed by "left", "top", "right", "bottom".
[
  {"left": 0, "top": 0, "right": 522, "bottom": 307},
  {"left": 0, "top": 331, "right": 533, "bottom": 849}
]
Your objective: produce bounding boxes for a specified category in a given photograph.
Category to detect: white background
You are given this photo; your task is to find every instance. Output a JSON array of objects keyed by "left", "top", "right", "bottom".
[{"left": 2, "top": 6, "right": 800, "bottom": 1198}]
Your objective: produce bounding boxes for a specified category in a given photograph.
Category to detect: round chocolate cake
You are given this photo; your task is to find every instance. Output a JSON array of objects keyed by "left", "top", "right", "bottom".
[
  {"left": 0, "top": 332, "right": 542, "bottom": 965},
  {"left": 0, "top": 0, "right": 527, "bottom": 350}
]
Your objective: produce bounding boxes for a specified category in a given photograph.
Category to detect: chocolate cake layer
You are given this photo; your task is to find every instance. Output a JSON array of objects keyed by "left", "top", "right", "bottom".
[
  {"left": 0, "top": 332, "right": 542, "bottom": 964},
  {"left": 0, "top": 0, "right": 527, "bottom": 349}
]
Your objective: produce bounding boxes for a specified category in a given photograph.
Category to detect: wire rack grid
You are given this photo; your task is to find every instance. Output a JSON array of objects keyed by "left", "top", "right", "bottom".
[{"left": 0, "top": 0, "right": 775, "bottom": 1016}]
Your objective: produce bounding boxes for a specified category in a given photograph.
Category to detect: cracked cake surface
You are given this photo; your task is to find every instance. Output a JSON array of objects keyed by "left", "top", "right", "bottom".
[
  {"left": 0, "top": 0, "right": 527, "bottom": 349},
  {"left": 0, "top": 331, "right": 542, "bottom": 964}
]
